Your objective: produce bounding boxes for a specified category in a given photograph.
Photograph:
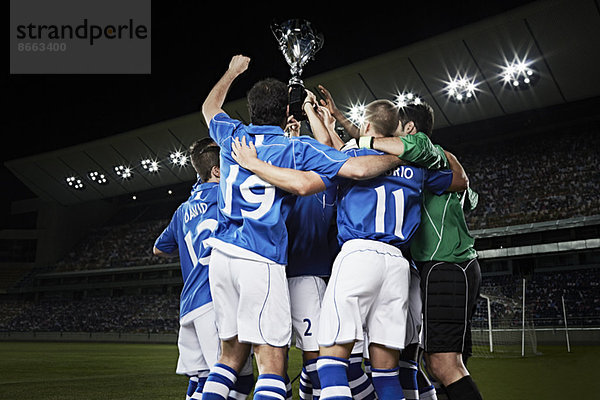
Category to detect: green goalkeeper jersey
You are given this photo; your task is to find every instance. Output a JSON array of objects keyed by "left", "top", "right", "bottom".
[
  {"left": 406, "top": 144, "right": 479, "bottom": 263},
  {"left": 365, "top": 133, "right": 478, "bottom": 263}
]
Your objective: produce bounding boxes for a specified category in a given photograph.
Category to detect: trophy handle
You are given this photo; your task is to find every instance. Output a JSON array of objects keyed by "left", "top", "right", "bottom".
[
  {"left": 314, "top": 33, "right": 324, "bottom": 53},
  {"left": 270, "top": 20, "right": 284, "bottom": 43}
]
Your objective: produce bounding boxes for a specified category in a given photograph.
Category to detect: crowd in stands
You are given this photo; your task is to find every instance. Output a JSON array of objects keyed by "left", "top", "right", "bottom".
[
  {"left": 1, "top": 125, "right": 598, "bottom": 335},
  {"left": 474, "top": 268, "right": 600, "bottom": 327},
  {"left": 456, "top": 128, "right": 599, "bottom": 229},
  {"left": 0, "top": 293, "right": 179, "bottom": 334},
  {"left": 1, "top": 268, "right": 598, "bottom": 334},
  {"left": 45, "top": 127, "right": 599, "bottom": 274},
  {"left": 54, "top": 219, "right": 175, "bottom": 272}
]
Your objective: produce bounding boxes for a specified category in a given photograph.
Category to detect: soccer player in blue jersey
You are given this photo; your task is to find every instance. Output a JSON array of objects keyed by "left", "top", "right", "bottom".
[
  {"left": 153, "top": 139, "right": 253, "bottom": 400},
  {"left": 286, "top": 100, "right": 376, "bottom": 400},
  {"left": 199, "top": 55, "right": 405, "bottom": 400},
  {"left": 230, "top": 98, "right": 468, "bottom": 400}
]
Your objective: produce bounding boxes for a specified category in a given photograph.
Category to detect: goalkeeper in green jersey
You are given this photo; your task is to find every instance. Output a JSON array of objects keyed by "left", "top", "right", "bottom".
[{"left": 317, "top": 86, "right": 482, "bottom": 400}]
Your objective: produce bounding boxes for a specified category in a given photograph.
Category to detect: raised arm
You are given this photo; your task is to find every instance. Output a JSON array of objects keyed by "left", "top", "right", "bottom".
[
  {"left": 201, "top": 55, "right": 250, "bottom": 126},
  {"left": 318, "top": 84, "right": 361, "bottom": 139},
  {"left": 303, "top": 90, "right": 334, "bottom": 147},
  {"left": 316, "top": 105, "right": 346, "bottom": 150}
]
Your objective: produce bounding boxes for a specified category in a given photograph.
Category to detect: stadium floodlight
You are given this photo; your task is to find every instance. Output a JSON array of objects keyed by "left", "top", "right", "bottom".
[
  {"left": 169, "top": 150, "right": 188, "bottom": 167},
  {"left": 500, "top": 58, "right": 539, "bottom": 90},
  {"left": 141, "top": 158, "right": 159, "bottom": 173},
  {"left": 395, "top": 91, "right": 423, "bottom": 108},
  {"left": 88, "top": 171, "right": 108, "bottom": 185},
  {"left": 444, "top": 74, "right": 479, "bottom": 103},
  {"left": 114, "top": 164, "right": 133, "bottom": 179},
  {"left": 347, "top": 103, "right": 366, "bottom": 126},
  {"left": 65, "top": 176, "right": 85, "bottom": 190}
]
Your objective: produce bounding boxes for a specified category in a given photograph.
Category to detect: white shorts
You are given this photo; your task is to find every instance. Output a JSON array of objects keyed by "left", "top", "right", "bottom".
[
  {"left": 318, "top": 239, "right": 410, "bottom": 350},
  {"left": 405, "top": 267, "right": 423, "bottom": 346},
  {"left": 288, "top": 275, "right": 327, "bottom": 352},
  {"left": 176, "top": 303, "right": 220, "bottom": 375},
  {"left": 208, "top": 248, "right": 292, "bottom": 347}
]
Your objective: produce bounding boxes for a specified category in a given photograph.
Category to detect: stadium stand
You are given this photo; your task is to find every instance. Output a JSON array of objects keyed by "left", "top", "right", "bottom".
[{"left": 0, "top": 120, "right": 598, "bottom": 341}]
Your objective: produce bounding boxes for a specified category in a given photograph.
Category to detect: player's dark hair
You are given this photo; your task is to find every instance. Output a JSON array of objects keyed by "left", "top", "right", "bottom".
[
  {"left": 365, "top": 99, "right": 400, "bottom": 137},
  {"left": 398, "top": 103, "right": 434, "bottom": 137},
  {"left": 247, "top": 78, "right": 289, "bottom": 128},
  {"left": 190, "top": 139, "right": 220, "bottom": 181},
  {"left": 192, "top": 137, "right": 217, "bottom": 153}
]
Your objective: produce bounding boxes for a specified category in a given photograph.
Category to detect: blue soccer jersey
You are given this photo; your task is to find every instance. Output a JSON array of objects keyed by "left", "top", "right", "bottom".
[
  {"left": 154, "top": 181, "right": 219, "bottom": 321},
  {"left": 285, "top": 183, "right": 338, "bottom": 278},
  {"left": 336, "top": 147, "right": 453, "bottom": 250},
  {"left": 206, "top": 112, "right": 350, "bottom": 265}
]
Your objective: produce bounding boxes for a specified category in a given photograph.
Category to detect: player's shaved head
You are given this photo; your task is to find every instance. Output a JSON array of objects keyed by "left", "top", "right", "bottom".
[
  {"left": 190, "top": 139, "right": 220, "bottom": 182},
  {"left": 364, "top": 99, "right": 400, "bottom": 137}
]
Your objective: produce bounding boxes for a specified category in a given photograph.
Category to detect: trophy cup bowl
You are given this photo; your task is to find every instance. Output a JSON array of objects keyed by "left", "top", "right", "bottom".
[{"left": 271, "top": 19, "right": 324, "bottom": 121}]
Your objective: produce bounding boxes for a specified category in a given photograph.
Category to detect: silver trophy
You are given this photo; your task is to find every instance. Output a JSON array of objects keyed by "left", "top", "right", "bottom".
[{"left": 271, "top": 19, "right": 324, "bottom": 120}]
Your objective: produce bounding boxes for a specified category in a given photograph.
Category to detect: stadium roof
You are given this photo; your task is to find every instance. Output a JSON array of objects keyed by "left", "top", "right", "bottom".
[{"left": 5, "top": 0, "right": 600, "bottom": 206}]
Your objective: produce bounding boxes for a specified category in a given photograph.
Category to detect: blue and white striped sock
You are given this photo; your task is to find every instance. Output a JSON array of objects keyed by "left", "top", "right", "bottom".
[
  {"left": 190, "top": 371, "right": 209, "bottom": 400},
  {"left": 399, "top": 360, "right": 419, "bottom": 400},
  {"left": 187, "top": 376, "right": 200, "bottom": 400},
  {"left": 253, "top": 374, "right": 288, "bottom": 400},
  {"left": 372, "top": 367, "right": 405, "bottom": 400},
  {"left": 363, "top": 359, "right": 372, "bottom": 379},
  {"left": 202, "top": 363, "right": 238, "bottom": 400},
  {"left": 304, "top": 358, "right": 321, "bottom": 400},
  {"left": 299, "top": 364, "right": 313, "bottom": 400},
  {"left": 228, "top": 373, "right": 254, "bottom": 400},
  {"left": 284, "top": 373, "right": 293, "bottom": 400},
  {"left": 316, "top": 356, "right": 352, "bottom": 400},
  {"left": 348, "top": 353, "right": 376, "bottom": 400},
  {"left": 419, "top": 384, "right": 438, "bottom": 400}
]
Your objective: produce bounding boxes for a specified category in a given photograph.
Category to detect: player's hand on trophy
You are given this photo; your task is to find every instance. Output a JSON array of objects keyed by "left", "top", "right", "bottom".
[
  {"left": 228, "top": 55, "right": 250, "bottom": 76},
  {"left": 285, "top": 116, "right": 301, "bottom": 137},
  {"left": 231, "top": 136, "right": 259, "bottom": 171}
]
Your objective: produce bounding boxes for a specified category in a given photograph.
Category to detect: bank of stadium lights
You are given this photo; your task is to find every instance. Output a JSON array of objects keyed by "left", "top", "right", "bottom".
[
  {"left": 445, "top": 75, "right": 479, "bottom": 103},
  {"left": 500, "top": 59, "right": 539, "bottom": 90},
  {"left": 141, "top": 158, "right": 160, "bottom": 173},
  {"left": 64, "top": 150, "right": 195, "bottom": 191},
  {"left": 395, "top": 91, "right": 423, "bottom": 108},
  {"left": 88, "top": 171, "right": 108, "bottom": 185},
  {"left": 114, "top": 164, "right": 133, "bottom": 179},
  {"left": 65, "top": 176, "right": 84, "bottom": 190},
  {"left": 169, "top": 150, "right": 188, "bottom": 167}
]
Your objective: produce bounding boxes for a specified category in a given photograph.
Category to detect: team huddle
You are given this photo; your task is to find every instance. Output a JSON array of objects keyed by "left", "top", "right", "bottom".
[{"left": 153, "top": 55, "right": 484, "bottom": 400}]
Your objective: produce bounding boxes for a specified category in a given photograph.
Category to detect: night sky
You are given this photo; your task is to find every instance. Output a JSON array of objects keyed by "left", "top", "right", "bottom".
[{"left": 4, "top": 1, "right": 537, "bottom": 213}]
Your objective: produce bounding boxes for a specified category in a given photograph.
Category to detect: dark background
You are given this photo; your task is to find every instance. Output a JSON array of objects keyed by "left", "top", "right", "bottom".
[{"left": 4, "top": 1, "right": 537, "bottom": 214}]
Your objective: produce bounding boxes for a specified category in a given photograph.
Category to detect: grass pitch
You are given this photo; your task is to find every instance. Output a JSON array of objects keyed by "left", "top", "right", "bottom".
[{"left": 0, "top": 341, "right": 598, "bottom": 400}]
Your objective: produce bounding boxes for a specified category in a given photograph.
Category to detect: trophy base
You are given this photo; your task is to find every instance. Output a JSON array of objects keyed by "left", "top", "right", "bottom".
[{"left": 288, "top": 83, "right": 307, "bottom": 121}]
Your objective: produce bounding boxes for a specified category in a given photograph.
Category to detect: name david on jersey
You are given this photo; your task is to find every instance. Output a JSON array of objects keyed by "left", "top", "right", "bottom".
[{"left": 184, "top": 202, "right": 209, "bottom": 224}]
